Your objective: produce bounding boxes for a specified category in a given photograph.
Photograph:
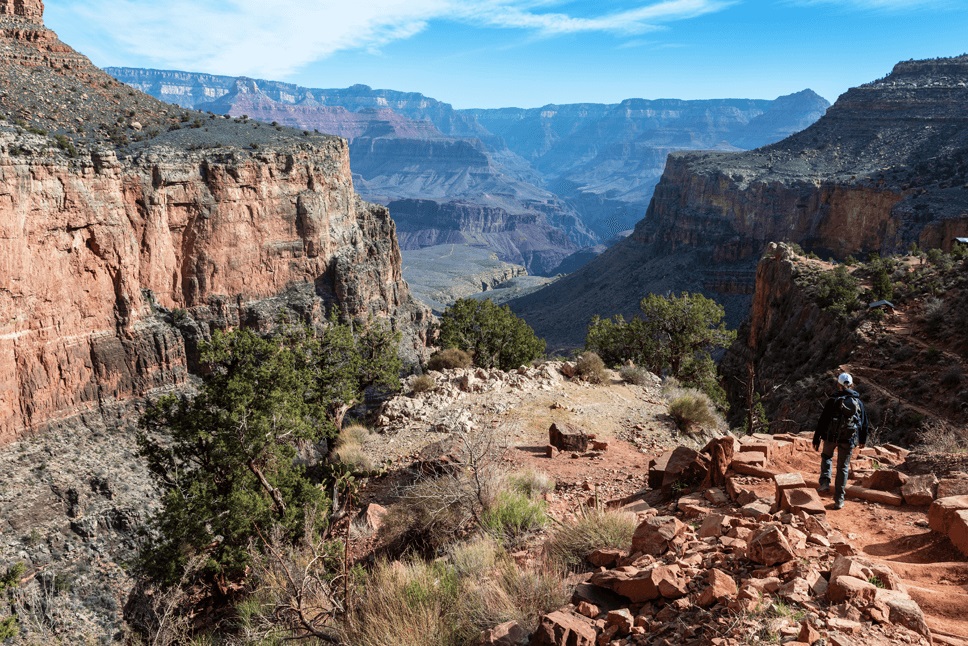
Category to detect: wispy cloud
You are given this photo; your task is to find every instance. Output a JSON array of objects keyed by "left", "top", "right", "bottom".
[
  {"left": 45, "top": 0, "right": 731, "bottom": 78},
  {"left": 787, "top": 0, "right": 956, "bottom": 10}
]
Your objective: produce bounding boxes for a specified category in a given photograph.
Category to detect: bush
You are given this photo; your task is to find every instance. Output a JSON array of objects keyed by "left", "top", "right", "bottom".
[
  {"left": 382, "top": 474, "right": 482, "bottom": 557},
  {"left": 816, "top": 265, "right": 860, "bottom": 315},
  {"left": 482, "top": 491, "right": 547, "bottom": 545},
  {"left": 619, "top": 365, "right": 653, "bottom": 386},
  {"left": 137, "top": 319, "right": 401, "bottom": 589},
  {"left": 410, "top": 374, "right": 436, "bottom": 395},
  {"left": 668, "top": 389, "right": 720, "bottom": 433},
  {"left": 585, "top": 292, "right": 734, "bottom": 399},
  {"left": 342, "top": 551, "right": 567, "bottom": 646},
  {"left": 438, "top": 299, "right": 545, "bottom": 371},
  {"left": 427, "top": 348, "right": 473, "bottom": 371},
  {"left": 545, "top": 510, "right": 637, "bottom": 569},
  {"left": 575, "top": 351, "right": 607, "bottom": 384}
]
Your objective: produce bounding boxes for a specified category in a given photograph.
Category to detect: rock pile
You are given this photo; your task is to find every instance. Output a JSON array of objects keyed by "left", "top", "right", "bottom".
[
  {"left": 377, "top": 362, "right": 570, "bottom": 434},
  {"left": 508, "top": 431, "right": 968, "bottom": 645}
]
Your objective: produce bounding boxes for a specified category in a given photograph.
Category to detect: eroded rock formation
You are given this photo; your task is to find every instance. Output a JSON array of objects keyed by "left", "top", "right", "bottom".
[
  {"left": 511, "top": 55, "right": 968, "bottom": 349},
  {"left": 0, "top": 5, "right": 429, "bottom": 445}
]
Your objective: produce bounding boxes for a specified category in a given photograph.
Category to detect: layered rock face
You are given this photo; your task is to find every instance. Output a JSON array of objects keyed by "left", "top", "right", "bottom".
[
  {"left": 107, "top": 68, "right": 588, "bottom": 276},
  {"left": 109, "top": 67, "right": 827, "bottom": 277},
  {"left": 468, "top": 91, "right": 831, "bottom": 239},
  {"left": 0, "top": 8, "right": 428, "bottom": 445},
  {"left": 0, "top": 0, "right": 43, "bottom": 21},
  {"left": 511, "top": 56, "right": 968, "bottom": 349}
]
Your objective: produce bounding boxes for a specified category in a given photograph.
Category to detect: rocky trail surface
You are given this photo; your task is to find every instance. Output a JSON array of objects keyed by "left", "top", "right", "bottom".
[{"left": 358, "top": 363, "right": 968, "bottom": 645}]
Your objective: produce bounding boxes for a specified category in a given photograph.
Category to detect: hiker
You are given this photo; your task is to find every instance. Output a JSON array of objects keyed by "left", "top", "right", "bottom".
[{"left": 812, "top": 372, "right": 868, "bottom": 510}]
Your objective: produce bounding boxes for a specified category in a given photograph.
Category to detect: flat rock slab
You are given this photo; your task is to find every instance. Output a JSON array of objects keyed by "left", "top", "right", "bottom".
[
  {"left": 733, "top": 451, "right": 768, "bottom": 466},
  {"left": 774, "top": 473, "right": 806, "bottom": 498},
  {"left": 950, "top": 509, "right": 968, "bottom": 557},
  {"left": 845, "top": 485, "right": 903, "bottom": 506},
  {"left": 861, "top": 469, "right": 907, "bottom": 491},
  {"left": 929, "top": 495, "right": 968, "bottom": 534},
  {"left": 780, "top": 487, "right": 826, "bottom": 515},
  {"left": 731, "top": 461, "right": 780, "bottom": 479},
  {"left": 937, "top": 477, "right": 968, "bottom": 499}
]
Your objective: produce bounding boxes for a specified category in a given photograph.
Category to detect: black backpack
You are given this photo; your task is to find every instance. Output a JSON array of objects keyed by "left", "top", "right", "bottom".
[{"left": 828, "top": 394, "right": 861, "bottom": 444}]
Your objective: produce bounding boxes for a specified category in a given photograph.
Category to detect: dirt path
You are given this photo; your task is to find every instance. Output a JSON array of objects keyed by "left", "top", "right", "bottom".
[{"left": 773, "top": 449, "right": 968, "bottom": 641}]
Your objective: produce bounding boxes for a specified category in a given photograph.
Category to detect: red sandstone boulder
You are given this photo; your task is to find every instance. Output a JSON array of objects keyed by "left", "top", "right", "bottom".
[
  {"left": 901, "top": 474, "right": 938, "bottom": 506},
  {"left": 549, "top": 422, "right": 588, "bottom": 452},
  {"left": 697, "top": 568, "right": 737, "bottom": 607},
  {"left": 631, "top": 515, "right": 686, "bottom": 556},
  {"left": 748, "top": 526, "right": 795, "bottom": 566},
  {"left": 529, "top": 611, "right": 597, "bottom": 646}
]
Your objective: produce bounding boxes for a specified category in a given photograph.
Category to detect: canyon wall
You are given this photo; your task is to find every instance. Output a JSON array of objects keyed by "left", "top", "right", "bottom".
[
  {"left": 511, "top": 56, "right": 968, "bottom": 350},
  {"left": 0, "top": 6, "right": 428, "bottom": 445}
]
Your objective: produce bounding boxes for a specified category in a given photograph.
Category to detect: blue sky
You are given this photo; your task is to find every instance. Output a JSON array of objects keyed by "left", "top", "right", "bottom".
[{"left": 44, "top": 0, "right": 968, "bottom": 109}]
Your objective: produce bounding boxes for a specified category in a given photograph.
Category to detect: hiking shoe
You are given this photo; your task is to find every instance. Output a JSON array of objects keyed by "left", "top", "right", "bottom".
[
  {"left": 833, "top": 500, "right": 845, "bottom": 510},
  {"left": 817, "top": 484, "right": 831, "bottom": 494}
]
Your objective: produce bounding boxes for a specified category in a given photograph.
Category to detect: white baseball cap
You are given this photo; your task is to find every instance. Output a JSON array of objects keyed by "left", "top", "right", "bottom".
[{"left": 837, "top": 372, "right": 853, "bottom": 387}]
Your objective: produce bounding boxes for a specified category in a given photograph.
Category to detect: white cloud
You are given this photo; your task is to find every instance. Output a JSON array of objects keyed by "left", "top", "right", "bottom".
[
  {"left": 787, "top": 0, "right": 955, "bottom": 10},
  {"left": 45, "top": 0, "right": 731, "bottom": 78}
]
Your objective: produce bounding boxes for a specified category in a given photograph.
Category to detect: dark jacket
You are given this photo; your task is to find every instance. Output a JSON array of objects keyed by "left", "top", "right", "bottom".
[{"left": 813, "top": 388, "right": 869, "bottom": 447}]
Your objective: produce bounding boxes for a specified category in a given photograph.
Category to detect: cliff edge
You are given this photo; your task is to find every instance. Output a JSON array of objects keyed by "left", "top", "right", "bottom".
[
  {"left": 510, "top": 55, "right": 968, "bottom": 350},
  {"left": 0, "top": 3, "right": 429, "bottom": 445}
]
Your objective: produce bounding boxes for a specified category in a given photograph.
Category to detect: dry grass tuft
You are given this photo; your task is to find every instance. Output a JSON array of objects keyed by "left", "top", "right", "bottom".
[
  {"left": 575, "top": 351, "right": 608, "bottom": 384},
  {"left": 544, "top": 509, "right": 637, "bottom": 569},
  {"left": 410, "top": 374, "right": 436, "bottom": 395},
  {"left": 427, "top": 348, "right": 473, "bottom": 371}
]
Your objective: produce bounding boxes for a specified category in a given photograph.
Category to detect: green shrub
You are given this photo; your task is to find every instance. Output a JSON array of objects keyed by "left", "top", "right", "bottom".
[
  {"left": 438, "top": 299, "right": 545, "bottom": 371},
  {"left": 585, "top": 292, "right": 734, "bottom": 401},
  {"left": 668, "top": 389, "right": 720, "bottom": 433},
  {"left": 426, "top": 348, "right": 473, "bottom": 371},
  {"left": 410, "top": 374, "right": 436, "bottom": 395},
  {"left": 575, "top": 351, "right": 607, "bottom": 384},
  {"left": 545, "top": 510, "right": 637, "bottom": 569},
  {"left": 137, "top": 319, "right": 401, "bottom": 588},
  {"left": 482, "top": 491, "right": 547, "bottom": 545},
  {"left": 816, "top": 265, "right": 860, "bottom": 315}
]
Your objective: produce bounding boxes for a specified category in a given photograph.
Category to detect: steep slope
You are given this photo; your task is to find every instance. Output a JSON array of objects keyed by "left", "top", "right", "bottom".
[
  {"left": 510, "top": 56, "right": 968, "bottom": 350},
  {"left": 107, "top": 68, "right": 592, "bottom": 275},
  {"left": 0, "top": 2, "right": 429, "bottom": 445},
  {"left": 721, "top": 243, "right": 968, "bottom": 448}
]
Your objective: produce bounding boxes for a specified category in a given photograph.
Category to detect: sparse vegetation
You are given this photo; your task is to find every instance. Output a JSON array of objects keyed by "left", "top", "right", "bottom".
[
  {"left": 585, "top": 292, "right": 734, "bottom": 403},
  {"left": 410, "top": 374, "right": 436, "bottom": 395},
  {"left": 544, "top": 509, "right": 637, "bottom": 569},
  {"left": 619, "top": 364, "right": 653, "bottom": 386},
  {"left": 482, "top": 490, "right": 547, "bottom": 545},
  {"left": 575, "top": 351, "right": 607, "bottom": 384},
  {"left": 815, "top": 265, "right": 860, "bottom": 315},
  {"left": 426, "top": 348, "right": 473, "bottom": 371},
  {"left": 667, "top": 387, "right": 721, "bottom": 434}
]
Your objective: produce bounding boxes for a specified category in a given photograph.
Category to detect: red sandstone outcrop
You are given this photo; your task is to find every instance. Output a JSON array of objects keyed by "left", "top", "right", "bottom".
[{"left": 0, "top": 4, "right": 429, "bottom": 444}]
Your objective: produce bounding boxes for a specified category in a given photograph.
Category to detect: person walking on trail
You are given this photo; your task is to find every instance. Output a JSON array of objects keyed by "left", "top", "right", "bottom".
[{"left": 812, "top": 372, "right": 869, "bottom": 510}]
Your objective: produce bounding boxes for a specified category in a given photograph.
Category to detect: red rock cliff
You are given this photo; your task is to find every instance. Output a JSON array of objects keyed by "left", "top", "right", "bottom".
[{"left": 0, "top": 5, "right": 429, "bottom": 444}]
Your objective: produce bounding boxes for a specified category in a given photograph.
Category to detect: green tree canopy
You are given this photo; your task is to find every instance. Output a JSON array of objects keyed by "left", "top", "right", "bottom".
[
  {"left": 585, "top": 292, "right": 735, "bottom": 395},
  {"left": 138, "top": 318, "right": 401, "bottom": 588},
  {"left": 437, "top": 298, "right": 545, "bottom": 370}
]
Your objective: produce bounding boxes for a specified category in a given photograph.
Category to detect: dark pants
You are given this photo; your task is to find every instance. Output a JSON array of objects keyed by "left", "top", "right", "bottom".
[{"left": 819, "top": 440, "right": 854, "bottom": 504}]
